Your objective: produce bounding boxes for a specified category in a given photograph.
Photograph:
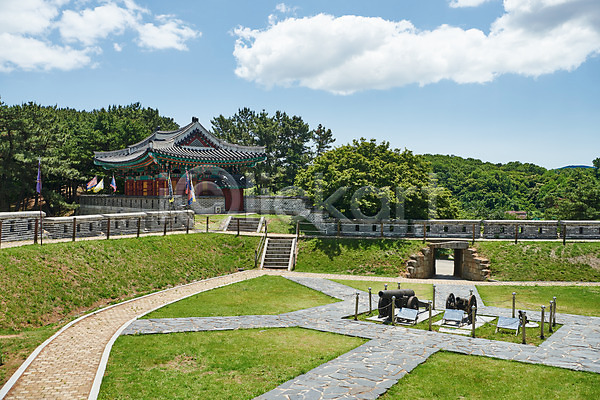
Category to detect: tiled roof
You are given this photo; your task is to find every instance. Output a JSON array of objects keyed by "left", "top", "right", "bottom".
[{"left": 94, "top": 118, "right": 266, "bottom": 168}]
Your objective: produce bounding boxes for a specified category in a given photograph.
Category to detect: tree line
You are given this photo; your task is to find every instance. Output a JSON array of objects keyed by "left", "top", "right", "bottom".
[{"left": 1, "top": 100, "right": 598, "bottom": 220}]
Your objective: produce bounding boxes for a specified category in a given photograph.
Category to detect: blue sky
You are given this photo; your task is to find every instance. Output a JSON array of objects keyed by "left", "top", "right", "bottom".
[{"left": 1, "top": 0, "right": 599, "bottom": 169}]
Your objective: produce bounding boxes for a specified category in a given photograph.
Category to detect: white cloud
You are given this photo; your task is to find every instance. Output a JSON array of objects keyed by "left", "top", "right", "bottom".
[
  {"left": 233, "top": 0, "right": 600, "bottom": 94},
  {"left": 449, "top": 0, "right": 495, "bottom": 8},
  {"left": 0, "top": 0, "right": 200, "bottom": 72},
  {"left": 0, "top": 33, "right": 94, "bottom": 72},
  {"left": 0, "top": 0, "right": 65, "bottom": 35},
  {"left": 58, "top": 3, "right": 140, "bottom": 45},
  {"left": 137, "top": 15, "right": 201, "bottom": 51}
]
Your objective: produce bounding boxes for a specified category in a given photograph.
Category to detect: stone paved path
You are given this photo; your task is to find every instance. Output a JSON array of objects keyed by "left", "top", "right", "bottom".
[
  {"left": 123, "top": 276, "right": 600, "bottom": 400},
  {"left": 0, "top": 270, "right": 265, "bottom": 400},
  {"left": 2, "top": 271, "right": 600, "bottom": 400}
]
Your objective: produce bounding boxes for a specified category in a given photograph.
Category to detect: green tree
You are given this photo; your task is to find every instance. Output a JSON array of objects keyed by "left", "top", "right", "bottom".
[
  {"left": 210, "top": 108, "right": 330, "bottom": 193},
  {"left": 295, "top": 139, "right": 458, "bottom": 219}
]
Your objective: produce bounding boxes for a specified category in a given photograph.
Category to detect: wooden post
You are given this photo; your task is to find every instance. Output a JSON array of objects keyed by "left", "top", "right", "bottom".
[
  {"left": 107, "top": 217, "right": 111, "bottom": 239},
  {"left": 137, "top": 217, "right": 141, "bottom": 238},
  {"left": 521, "top": 312, "right": 527, "bottom": 344},
  {"left": 72, "top": 217, "right": 76, "bottom": 242},
  {"left": 549, "top": 301, "right": 554, "bottom": 333},
  {"left": 265, "top": 220, "right": 268, "bottom": 238},
  {"left": 562, "top": 224, "right": 566, "bottom": 246},
  {"left": 163, "top": 217, "right": 168, "bottom": 236},
  {"left": 354, "top": 293, "right": 359, "bottom": 321},
  {"left": 237, "top": 218, "right": 240, "bottom": 236},
  {"left": 368, "top": 287, "right": 372, "bottom": 315},
  {"left": 428, "top": 301, "right": 433, "bottom": 331},
  {"left": 432, "top": 285, "right": 436, "bottom": 310},
  {"left": 254, "top": 249, "right": 258, "bottom": 269},
  {"left": 512, "top": 292, "right": 516, "bottom": 318},
  {"left": 186, "top": 215, "right": 189, "bottom": 234},
  {"left": 472, "top": 223, "right": 476, "bottom": 245},
  {"left": 553, "top": 296, "right": 557, "bottom": 327},
  {"left": 423, "top": 222, "right": 427, "bottom": 243},
  {"left": 380, "top": 222, "right": 384, "bottom": 238},
  {"left": 391, "top": 296, "right": 395, "bottom": 326},
  {"left": 471, "top": 306, "right": 477, "bottom": 338},
  {"left": 514, "top": 223, "right": 518, "bottom": 244},
  {"left": 34, "top": 219, "right": 38, "bottom": 244},
  {"left": 206, "top": 216, "right": 209, "bottom": 233},
  {"left": 40, "top": 216, "right": 43, "bottom": 245},
  {"left": 540, "top": 306, "right": 545, "bottom": 339}
]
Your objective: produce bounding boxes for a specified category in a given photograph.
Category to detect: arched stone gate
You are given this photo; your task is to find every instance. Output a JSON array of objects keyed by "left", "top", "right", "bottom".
[{"left": 406, "top": 241, "right": 491, "bottom": 281}]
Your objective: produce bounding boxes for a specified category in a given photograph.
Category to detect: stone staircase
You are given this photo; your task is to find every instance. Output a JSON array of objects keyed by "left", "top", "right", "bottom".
[
  {"left": 260, "top": 237, "right": 296, "bottom": 270},
  {"left": 225, "top": 216, "right": 263, "bottom": 233}
]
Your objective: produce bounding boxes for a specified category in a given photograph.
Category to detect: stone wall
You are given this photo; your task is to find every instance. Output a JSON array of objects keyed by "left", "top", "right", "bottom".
[
  {"left": 561, "top": 221, "right": 600, "bottom": 240},
  {"left": 1, "top": 210, "right": 193, "bottom": 243},
  {"left": 0, "top": 211, "right": 46, "bottom": 242},
  {"left": 412, "top": 220, "right": 482, "bottom": 239},
  {"left": 405, "top": 245, "right": 491, "bottom": 281},
  {"left": 244, "top": 195, "right": 312, "bottom": 215},
  {"left": 482, "top": 220, "right": 559, "bottom": 239},
  {"left": 460, "top": 248, "right": 491, "bottom": 281}
]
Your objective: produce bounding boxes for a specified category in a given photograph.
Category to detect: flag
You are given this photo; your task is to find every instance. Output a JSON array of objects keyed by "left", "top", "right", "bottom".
[
  {"left": 92, "top": 178, "right": 104, "bottom": 193},
  {"left": 110, "top": 175, "right": 117, "bottom": 192},
  {"left": 86, "top": 176, "right": 98, "bottom": 191},
  {"left": 185, "top": 170, "right": 196, "bottom": 205},
  {"left": 36, "top": 159, "right": 42, "bottom": 194},
  {"left": 168, "top": 172, "right": 174, "bottom": 203}
]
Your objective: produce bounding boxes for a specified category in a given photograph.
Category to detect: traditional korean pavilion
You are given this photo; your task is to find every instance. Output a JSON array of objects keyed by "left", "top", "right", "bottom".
[{"left": 93, "top": 117, "right": 266, "bottom": 211}]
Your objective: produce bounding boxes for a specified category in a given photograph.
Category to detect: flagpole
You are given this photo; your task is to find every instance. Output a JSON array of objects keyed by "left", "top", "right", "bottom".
[{"left": 37, "top": 157, "right": 43, "bottom": 245}]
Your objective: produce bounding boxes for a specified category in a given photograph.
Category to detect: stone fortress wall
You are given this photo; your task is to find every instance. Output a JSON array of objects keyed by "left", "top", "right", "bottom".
[
  {"left": 77, "top": 195, "right": 600, "bottom": 240},
  {"left": 0, "top": 210, "right": 193, "bottom": 243}
]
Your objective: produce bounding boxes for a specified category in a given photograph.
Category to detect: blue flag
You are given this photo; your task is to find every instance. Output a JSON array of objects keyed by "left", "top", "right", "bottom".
[
  {"left": 36, "top": 159, "right": 42, "bottom": 194},
  {"left": 110, "top": 175, "right": 117, "bottom": 192}
]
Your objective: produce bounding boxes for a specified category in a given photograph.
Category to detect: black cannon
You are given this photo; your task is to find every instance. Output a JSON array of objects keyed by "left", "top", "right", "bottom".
[
  {"left": 446, "top": 293, "right": 477, "bottom": 323},
  {"left": 378, "top": 289, "right": 426, "bottom": 321}
]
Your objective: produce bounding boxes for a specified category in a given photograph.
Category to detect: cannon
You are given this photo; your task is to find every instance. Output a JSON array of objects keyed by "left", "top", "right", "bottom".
[
  {"left": 377, "top": 289, "right": 429, "bottom": 321},
  {"left": 445, "top": 293, "right": 477, "bottom": 323}
]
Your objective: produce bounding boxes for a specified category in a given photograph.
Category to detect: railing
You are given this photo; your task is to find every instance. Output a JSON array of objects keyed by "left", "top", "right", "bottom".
[{"left": 254, "top": 224, "right": 268, "bottom": 268}]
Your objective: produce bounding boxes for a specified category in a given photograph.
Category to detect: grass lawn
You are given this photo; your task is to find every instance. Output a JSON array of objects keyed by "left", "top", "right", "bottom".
[
  {"left": 144, "top": 275, "right": 339, "bottom": 319},
  {"left": 98, "top": 328, "right": 366, "bottom": 400},
  {"left": 475, "top": 241, "right": 600, "bottom": 281},
  {"left": 0, "top": 325, "right": 58, "bottom": 386},
  {"left": 380, "top": 351, "right": 600, "bottom": 399},
  {"left": 295, "top": 238, "right": 425, "bottom": 276},
  {"left": 0, "top": 233, "right": 259, "bottom": 387},
  {"left": 332, "top": 279, "right": 432, "bottom": 300},
  {"left": 477, "top": 285, "right": 600, "bottom": 317}
]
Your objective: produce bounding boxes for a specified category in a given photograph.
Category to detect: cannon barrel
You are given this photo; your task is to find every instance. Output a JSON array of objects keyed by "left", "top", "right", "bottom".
[{"left": 378, "top": 289, "right": 415, "bottom": 299}]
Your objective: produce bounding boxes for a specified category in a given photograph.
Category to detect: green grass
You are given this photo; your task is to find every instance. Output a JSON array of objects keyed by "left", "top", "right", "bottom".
[
  {"left": 380, "top": 351, "right": 600, "bottom": 399},
  {"left": 295, "top": 238, "right": 425, "bottom": 276},
  {"left": 98, "top": 328, "right": 366, "bottom": 400},
  {"left": 477, "top": 285, "right": 600, "bottom": 317},
  {"left": 0, "top": 325, "right": 59, "bottom": 386},
  {"left": 144, "top": 275, "right": 339, "bottom": 319},
  {"left": 332, "top": 279, "right": 432, "bottom": 300},
  {"left": 0, "top": 233, "right": 258, "bottom": 387},
  {"left": 0, "top": 233, "right": 259, "bottom": 333},
  {"left": 475, "top": 241, "right": 600, "bottom": 281}
]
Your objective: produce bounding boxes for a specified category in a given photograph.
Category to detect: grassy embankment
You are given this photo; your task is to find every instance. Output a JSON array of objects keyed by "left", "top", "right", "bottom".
[
  {"left": 99, "top": 276, "right": 364, "bottom": 399},
  {"left": 0, "top": 233, "right": 259, "bottom": 386},
  {"left": 295, "top": 238, "right": 425, "bottom": 276},
  {"left": 476, "top": 241, "right": 600, "bottom": 281}
]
